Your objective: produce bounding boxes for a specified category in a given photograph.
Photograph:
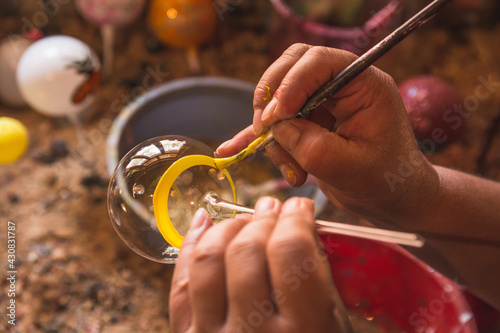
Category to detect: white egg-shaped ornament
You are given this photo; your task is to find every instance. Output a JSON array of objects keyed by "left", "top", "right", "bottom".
[
  {"left": 16, "top": 35, "right": 101, "bottom": 117},
  {"left": 0, "top": 36, "right": 32, "bottom": 107}
]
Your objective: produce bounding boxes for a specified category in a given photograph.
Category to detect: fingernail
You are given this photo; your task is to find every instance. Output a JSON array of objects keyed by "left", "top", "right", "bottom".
[
  {"left": 300, "top": 197, "right": 315, "bottom": 211},
  {"left": 215, "top": 140, "right": 231, "bottom": 156},
  {"left": 261, "top": 98, "right": 278, "bottom": 123},
  {"left": 279, "top": 163, "right": 296, "bottom": 186},
  {"left": 272, "top": 121, "right": 300, "bottom": 152},
  {"left": 282, "top": 197, "right": 314, "bottom": 215},
  {"left": 253, "top": 122, "right": 264, "bottom": 137},
  {"left": 255, "top": 196, "right": 278, "bottom": 211},
  {"left": 254, "top": 196, "right": 280, "bottom": 219},
  {"left": 188, "top": 208, "right": 211, "bottom": 237}
]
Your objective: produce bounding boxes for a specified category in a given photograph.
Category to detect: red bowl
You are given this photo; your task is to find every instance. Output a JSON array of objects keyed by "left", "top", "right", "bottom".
[{"left": 320, "top": 233, "right": 478, "bottom": 332}]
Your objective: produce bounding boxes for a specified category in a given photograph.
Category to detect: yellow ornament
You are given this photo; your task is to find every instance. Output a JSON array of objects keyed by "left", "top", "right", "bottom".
[{"left": 0, "top": 117, "right": 29, "bottom": 164}]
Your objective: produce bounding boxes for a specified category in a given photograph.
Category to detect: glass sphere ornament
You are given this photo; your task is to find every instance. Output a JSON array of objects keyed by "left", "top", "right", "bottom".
[
  {"left": 107, "top": 135, "right": 236, "bottom": 263},
  {"left": 16, "top": 35, "right": 100, "bottom": 117}
]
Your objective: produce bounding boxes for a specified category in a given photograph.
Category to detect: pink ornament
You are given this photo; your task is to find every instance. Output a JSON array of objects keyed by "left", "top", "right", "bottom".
[
  {"left": 75, "top": 0, "right": 146, "bottom": 77},
  {"left": 75, "top": 0, "right": 146, "bottom": 26}
]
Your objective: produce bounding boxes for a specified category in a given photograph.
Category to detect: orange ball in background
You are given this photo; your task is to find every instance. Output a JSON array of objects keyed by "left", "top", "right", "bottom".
[{"left": 147, "top": 0, "right": 218, "bottom": 49}]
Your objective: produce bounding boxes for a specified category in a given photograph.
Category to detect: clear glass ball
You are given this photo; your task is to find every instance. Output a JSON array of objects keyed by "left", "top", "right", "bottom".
[{"left": 107, "top": 135, "right": 235, "bottom": 263}]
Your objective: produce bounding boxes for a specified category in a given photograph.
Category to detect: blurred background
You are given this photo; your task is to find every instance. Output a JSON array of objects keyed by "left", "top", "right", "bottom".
[{"left": 1, "top": 0, "right": 500, "bottom": 332}]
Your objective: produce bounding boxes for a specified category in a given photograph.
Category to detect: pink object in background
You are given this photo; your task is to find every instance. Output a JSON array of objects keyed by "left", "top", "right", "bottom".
[
  {"left": 75, "top": 0, "right": 146, "bottom": 77},
  {"left": 75, "top": 0, "right": 146, "bottom": 26},
  {"left": 320, "top": 233, "right": 478, "bottom": 332},
  {"left": 268, "top": 0, "right": 403, "bottom": 60},
  {"left": 398, "top": 75, "right": 465, "bottom": 146}
]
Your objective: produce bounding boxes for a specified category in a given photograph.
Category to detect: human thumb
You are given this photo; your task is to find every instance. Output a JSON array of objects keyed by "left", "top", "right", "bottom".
[{"left": 272, "top": 118, "right": 344, "bottom": 179}]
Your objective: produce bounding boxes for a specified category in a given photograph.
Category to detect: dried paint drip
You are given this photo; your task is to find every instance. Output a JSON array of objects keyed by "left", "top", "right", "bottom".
[{"left": 263, "top": 85, "right": 272, "bottom": 102}]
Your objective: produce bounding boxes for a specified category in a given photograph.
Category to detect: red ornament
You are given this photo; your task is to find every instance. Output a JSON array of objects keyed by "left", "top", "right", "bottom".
[{"left": 398, "top": 75, "right": 465, "bottom": 146}]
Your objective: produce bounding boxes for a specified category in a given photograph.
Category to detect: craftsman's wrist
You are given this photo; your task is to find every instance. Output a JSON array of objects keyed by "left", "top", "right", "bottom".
[{"left": 389, "top": 160, "right": 441, "bottom": 228}]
